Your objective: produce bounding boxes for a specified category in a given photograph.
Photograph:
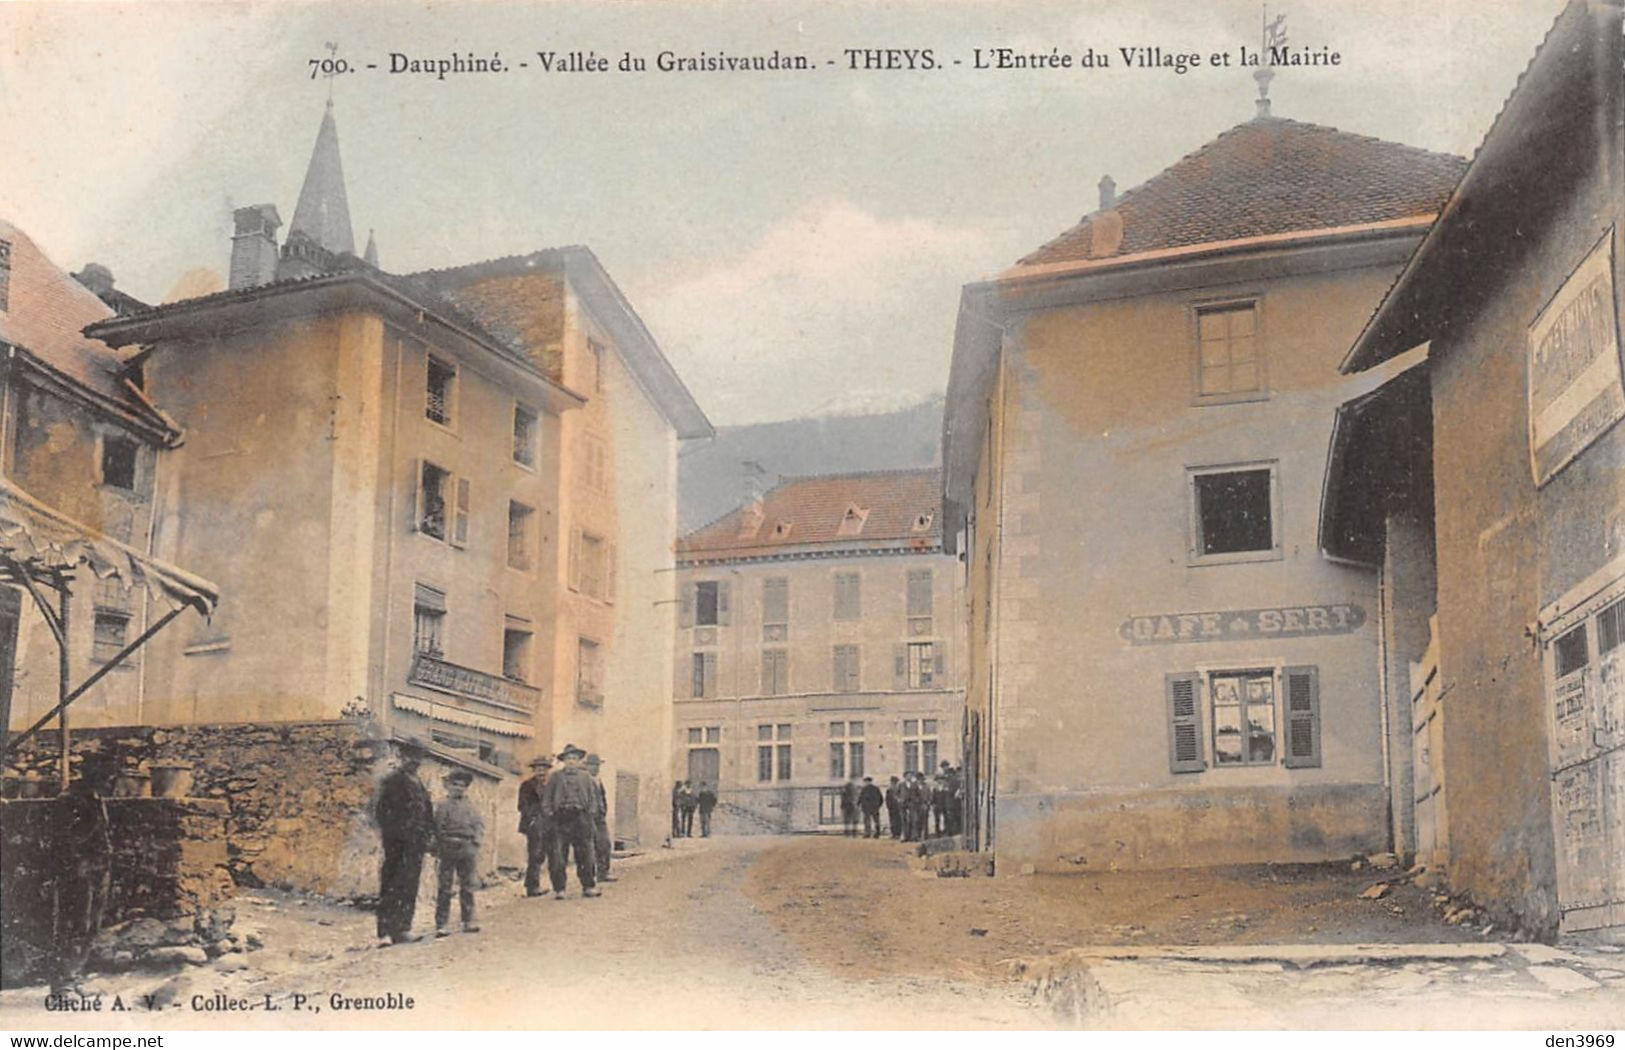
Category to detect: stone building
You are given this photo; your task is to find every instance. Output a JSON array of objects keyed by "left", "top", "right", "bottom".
[
  {"left": 672, "top": 469, "right": 962, "bottom": 833},
  {"left": 15, "top": 100, "right": 708, "bottom": 889},
  {"left": 942, "top": 96, "right": 1468, "bottom": 872},
  {"left": 1322, "top": 0, "right": 1623, "bottom": 940}
]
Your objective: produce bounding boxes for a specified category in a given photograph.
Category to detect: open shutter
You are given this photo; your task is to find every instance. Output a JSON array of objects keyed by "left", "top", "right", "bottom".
[
  {"left": 893, "top": 645, "right": 908, "bottom": 689},
  {"left": 1165, "top": 671, "right": 1204, "bottom": 773},
  {"left": 933, "top": 648, "right": 946, "bottom": 678},
  {"left": 606, "top": 542, "right": 618, "bottom": 604},
  {"left": 409, "top": 458, "right": 423, "bottom": 533},
  {"left": 451, "top": 476, "right": 471, "bottom": 548},
  {"left": 680, "top": 583, "right": 694, "bottom": 627},
  {"left": 568, "top": 528, "right": 582, "bottom": 591},
  {"left": 703, "top": 652, "right": 718, "bottom": 698},
  {"left": 717, "top": 581, "right": 731, "bottom": 625},
  {"left": 1283, "top": 665, "right": 1321, "bottom": 768}
]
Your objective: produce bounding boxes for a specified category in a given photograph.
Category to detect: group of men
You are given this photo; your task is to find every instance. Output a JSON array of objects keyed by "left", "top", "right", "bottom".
[
  {"left": 671, "top": 780, "right": 718, "bottom": 838},
  {"left": 882, "top": 762, "right": 965, "bottom": 841},
  {"left": 372, "top": 740, "right": 615, "bottom": 948}
]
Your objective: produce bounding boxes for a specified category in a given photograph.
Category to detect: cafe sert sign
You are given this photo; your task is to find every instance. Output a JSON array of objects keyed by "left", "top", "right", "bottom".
[{"left": 1120, "top": 603, "right": 1366, "bottom": 645}]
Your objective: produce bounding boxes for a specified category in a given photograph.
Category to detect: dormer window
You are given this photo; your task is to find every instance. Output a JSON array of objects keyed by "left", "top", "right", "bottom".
[
  {"left": 773, "top": 521, "right": 794, "bottom": 539},
  {"left": 837, "top": 505, "right": 869, "bottom": 537},
  {"left": 911, "top": 512, "right": 934, "bottom": 532}
]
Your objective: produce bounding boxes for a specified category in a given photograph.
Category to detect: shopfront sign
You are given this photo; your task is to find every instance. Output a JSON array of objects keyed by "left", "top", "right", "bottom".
[
  {"left": 1120, "top": 603, "right": 1366, "bottom": 645},
  {"left": 1528, "top": 231, "right": 1623, "bottom": 486}
]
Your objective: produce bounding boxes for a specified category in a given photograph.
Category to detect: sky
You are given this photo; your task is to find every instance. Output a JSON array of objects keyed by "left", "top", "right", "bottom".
[{"left": 0, "top": 0, "right": 1563, "bottom": 425}]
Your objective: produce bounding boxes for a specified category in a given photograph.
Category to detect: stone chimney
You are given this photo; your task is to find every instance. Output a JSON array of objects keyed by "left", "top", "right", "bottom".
[
  {"left": 1098, "top": 175, "right": 1117, "bottom": 211},
  {"left": 230, "top": 204, "right": 282, "bottom": 290},
  {"left": 73, "top": 262, "right": 114, "bottom": 297}
]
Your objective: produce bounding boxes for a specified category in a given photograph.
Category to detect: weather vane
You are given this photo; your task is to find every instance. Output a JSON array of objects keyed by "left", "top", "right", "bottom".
[
  {"left": 1254, "top": 6, "right": 1288, "bottom": 115},
  {"left": 324, "top": 41, "right": 340, "bottom": 103}
]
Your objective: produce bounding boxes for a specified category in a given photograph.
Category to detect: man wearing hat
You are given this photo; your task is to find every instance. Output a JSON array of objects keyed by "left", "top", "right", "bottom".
[
  {"left": 373, "top": 744, "right": 434, "bottom": 945},
  {"left": 433, "top": 769, "right": 484, "bottom": 936},
  {"left": 583, "top": 753, "right": 616, "bottom": 883},
  {"left": 518, "top": 755, "right": 554, "bottom": 897},
  {"left": 542, "top": 744, "right": 601, "bottom": 898}
]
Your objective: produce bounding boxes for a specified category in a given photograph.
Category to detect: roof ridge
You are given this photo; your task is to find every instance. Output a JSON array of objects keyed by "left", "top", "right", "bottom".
[
  {"left": 680, "top": 466, "right": 941, "bottom": 542},
  {"left": 404, "top": 246, "right": 589, "bottom": 284}
]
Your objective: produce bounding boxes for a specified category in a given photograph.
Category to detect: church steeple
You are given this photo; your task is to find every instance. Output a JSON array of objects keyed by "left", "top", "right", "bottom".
[{"left": 287, "top": 100, "right": 355, "bottom": 256}]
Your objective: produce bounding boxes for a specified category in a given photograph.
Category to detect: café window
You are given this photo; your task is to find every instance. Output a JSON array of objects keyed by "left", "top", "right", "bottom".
[
  {"left": 1194, "top": 300, "right": 1263, "bottom": 401},
  {"left": 1188, "top": 462, "right": 1279, "bottom": 564},
  {"left": 1164, "top": 665, "right": 1320, "bottom": 773}
]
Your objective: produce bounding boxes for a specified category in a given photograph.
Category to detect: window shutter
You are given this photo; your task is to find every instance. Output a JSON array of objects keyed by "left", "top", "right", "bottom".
[
  {"left": 680, "top": 583, "right": 694, "bottom": 628},
  {"left": 1165, "top": 672, "right": 1204, "bottom": 773},
  {"left": 933, "top": 649, "right": 946, "bottom": 678},
  {"left": 451, "top": 477, "right": 471, "bottom": 548},
  {"left": 893, "top": 645, "right": 908, "bottom": 689},
  {"left": 1283, "top": 665, "right": 1321, "bottom": 768},
  {"left": 606, "top": 542, "right": 618, "bottom": 604},
  {"left": 833, "top": 647, "right": 843, "bottom": 692},
  {"left": 409, "top": 458, "right": 423, "bottom": 533},
  {"left": 703, "top": 652, "right": 718, "bottom": 697},
  {"left": 568, "top": 528, "right": 582, "bottom": 591},
  {"left": 848, "top": 646, "right": 861, "bottom": 691},
  {"left": 717, "top": 581, "right": 731, "bottom": 625}
]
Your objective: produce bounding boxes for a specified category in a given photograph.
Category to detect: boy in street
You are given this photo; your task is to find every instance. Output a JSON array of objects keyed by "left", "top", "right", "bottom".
[{"left": 434, "top": 769, "right": 484, "bottom": 936}]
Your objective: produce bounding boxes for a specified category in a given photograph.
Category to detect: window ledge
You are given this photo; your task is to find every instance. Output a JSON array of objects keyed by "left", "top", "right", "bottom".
[
  {"left": 1191, "top": 390, "right": 1270, "bottom": 408},
  {"left": 1187, "top": 548, "right": 1283, "bottom": 568}
]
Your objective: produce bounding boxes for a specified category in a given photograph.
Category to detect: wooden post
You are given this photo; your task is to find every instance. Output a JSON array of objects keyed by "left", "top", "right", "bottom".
[{"left": 57, "top": 587, "right": 69, "bottom": 791}]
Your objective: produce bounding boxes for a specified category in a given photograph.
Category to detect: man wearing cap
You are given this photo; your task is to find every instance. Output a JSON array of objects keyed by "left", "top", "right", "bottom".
[
  {"left": 373, "top": 745, "right": 434, "bottom": 945},
  {"left": 433, "top": 769, "right": 484, "bottom": 936},
  {"left": 518, "top": 755, "right": 554, "bottom": 897},
  {"left": 543, "top": 744, "right": 600, "bottom": 898},
  {"left": 857, "top": 776, "right": 884, "bottom": 839},
  {"left": 584, "top": 753, "right": 616, "bottom": 883}
]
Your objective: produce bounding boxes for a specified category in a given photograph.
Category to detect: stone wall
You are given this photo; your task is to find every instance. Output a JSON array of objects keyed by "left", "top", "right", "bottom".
[{"left": 0, "top": 797, "right": 232, "bottom": 987}]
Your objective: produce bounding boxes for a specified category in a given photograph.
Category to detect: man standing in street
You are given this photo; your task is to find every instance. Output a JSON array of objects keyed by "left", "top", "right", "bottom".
[
  {"left": 839, "top": 779, "right": 859, "bottom": 837},
  {"left": 373, "top": 743, "right": 434, "bottom": 946},
  {"left": 585, "top": 753, "right": 616, "bottom": 883},
  {"left": 433, "top": 770, "right": 483, "bottom": 937},
  {"left": 518, "top": 755, "right": 553, "bottom": 897},
  {"left": 696, "top": 782, "right": 718, "bottom": 837},
  {"left": 544, "top": 744, "right": 601, "bottom": 898},
  {"left": 857, "top": 776, "right": 884, "bottom": 839},
  {"left": 678, "top": 780, "right": 698, "bottom": 838},
  {"left": 885, "top": 775, "right": 902, "bottom": 840},
  {"left": 46, "top": 753, "right": 113, "bottom": 994}
]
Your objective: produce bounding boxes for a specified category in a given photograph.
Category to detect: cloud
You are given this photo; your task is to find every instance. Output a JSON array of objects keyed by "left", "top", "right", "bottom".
[{"left": 634, "top": 200, "right": 988, "bottom": 424}]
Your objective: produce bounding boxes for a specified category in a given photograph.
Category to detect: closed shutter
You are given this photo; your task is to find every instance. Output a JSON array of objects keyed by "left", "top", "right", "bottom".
[
  {"left": 1165, "top": 671, "right": 1204, "bottom": 773},
  {"left": 680, "top": 583, "right": 695, "bottom": 627},
  {"left": 702, "top": 652, "right": 718, "bottom": 698},
  {"left": 1283, "top": 665, "right": 1321, "bottom": 768},
  {"left": 409, "top": 458, "right": 423, "bottom": 533},
  {"left": 451, "top": 477, "right": 471, "bottom": 548},
  {"left": 717, "top": 581, "right": 731, "bottom": 625},
  {"left": 893, "top": 645, "right": 908, "bottom": 689},
  {"left": 568, "top": 528, "right": 582, "bottom": 591},
  {"left": 606, "top": 542, "right": 618, "bottom": 604},
  {"left": 933, "top": 648, "right": 946, "bottom": 679}
]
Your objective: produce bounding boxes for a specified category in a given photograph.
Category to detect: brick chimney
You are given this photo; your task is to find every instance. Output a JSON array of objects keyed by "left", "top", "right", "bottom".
[
  {"left": 229, "top": 204, "right": 282, "bottom": 290},
  {"left": 73, "top": 262, "right": 114, "bottom": 297},
  {"left": 1098, "top": 175, "right": 1117, "bottom": 211}
]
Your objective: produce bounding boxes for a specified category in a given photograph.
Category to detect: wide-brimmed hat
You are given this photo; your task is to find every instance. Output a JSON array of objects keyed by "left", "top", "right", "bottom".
[
  {"left": 557, "top": 743, "right": 586, "bottom": 760},
  {"left": 444, "top": 769, "right": 474, "bottom": 786}
]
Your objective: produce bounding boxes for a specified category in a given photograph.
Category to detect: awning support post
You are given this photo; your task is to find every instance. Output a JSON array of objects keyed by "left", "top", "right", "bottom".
[{"left": 57, "top": 588, "right": 69, "bottom": 791}]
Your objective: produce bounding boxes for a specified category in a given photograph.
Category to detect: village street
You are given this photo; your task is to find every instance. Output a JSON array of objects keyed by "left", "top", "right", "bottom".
[{"left": 4, "top": 836, "right": 1623, "bottom": 1030}]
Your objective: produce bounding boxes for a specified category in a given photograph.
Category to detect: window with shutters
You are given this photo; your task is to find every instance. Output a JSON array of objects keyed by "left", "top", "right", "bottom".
[
  {"left": 426, "top": 355, "right": 457, "bottom": 427},
  {"left": 762, "top": 576, "right": 789, "bottom": 638},
  {"left": 694, "top": 580, "right": 721, "bottom": 626},
  {"left": 418, "top": 462, "right": 451, "bottom": 540},
  {"left": 1210, "top": 669, "right": 1276, "bottom": 766},
  {"left": 1188, "top": 462, "right": 1280, "bottom": 564},
  {"left": 412, "top": 584, "right": 446, "bottom": 657},
  {"left": 690, "top": 651, "right": 718, "bottom": 698},
  {"left": 1165, "top": 665, "right": 1320, "bottom": 772},
  {"left": 833, "top": 572, "right": 861, "bottom": 620},
  {"left": 906, "top": 641, "right": 938, "bottom": 688},
  {"left": 757, "top": 723, "right": 792, "bottom": 782},
  {"left": 507, "top": 501, "right": 534, "bottom": 571},
  {"left": 906, "top": 569, "right": 933, "bottom": 635},
  {"left": 832, "top": 644, "right": 861, "bottom": 693},
  {"left": 901, "top": 719, "right": 938, "bottom": 774},
  {"left": 761, "top": 648, "right": 788, "bottom": 695}
]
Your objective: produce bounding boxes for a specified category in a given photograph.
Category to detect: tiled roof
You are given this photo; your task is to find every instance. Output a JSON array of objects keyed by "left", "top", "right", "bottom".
[
  {"left": 1019, "top": 116, "right": 1468, "bottom": 267},
  {"left": 679, "top": 468, "right": 942, "bottom": 559},
  {"left": 0, "top": 219, "right": 173, "bottom": 435}
]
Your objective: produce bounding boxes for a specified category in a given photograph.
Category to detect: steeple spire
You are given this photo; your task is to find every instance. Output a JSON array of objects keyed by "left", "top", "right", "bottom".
[
  {"left": 363, "top": 229, "right": 379, "bottom": 268},
  {"left": 288, "top": 100, "right": 356, "bottom": 256}
]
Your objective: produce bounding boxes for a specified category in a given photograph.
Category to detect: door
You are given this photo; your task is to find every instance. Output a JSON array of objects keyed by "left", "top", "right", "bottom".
[
  {"left": 1411, "top": 616, "right": 1448, "bottom": 869},
  {"left": 687, "top": 747, "right": 719, "bottom": 786},
  {"left": 614, "top": 771, "right": 639, "bottom": 847},
  {"left": 1543, "top": 579, "right": 1624, "bottom": 936}
]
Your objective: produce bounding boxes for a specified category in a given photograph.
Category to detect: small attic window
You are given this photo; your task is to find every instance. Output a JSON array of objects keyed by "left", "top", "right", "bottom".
[
  {"left": 911, "top": 512, "right": 934, "bottom": 532},
  {"left": 837, "top": 505, "right": 869, "bottom": 537},
  {"left": 773, "top": 521, "right": 793, "bottom": 538}
]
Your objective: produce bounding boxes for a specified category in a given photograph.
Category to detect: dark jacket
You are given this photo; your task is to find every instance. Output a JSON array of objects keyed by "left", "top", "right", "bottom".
[
  {"left": 543, "top": 764, "right": 601, "bottom": 817},
  {"left": 518, "top": 772, "right": 549, "bottom": 833},
  {"left": 375, "top": 768, "right": 434, "bottom": 850},
  {"left": 696, "top": 788, "right": 717, "bottom": 813},
  {"left": 858, "top": 784, "right": 884, "bottom": 814}
]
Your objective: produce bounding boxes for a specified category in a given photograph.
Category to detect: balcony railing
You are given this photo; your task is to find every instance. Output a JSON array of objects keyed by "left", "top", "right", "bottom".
[{"left": 408, "top": 652, "right": 540, "bottom": 715}]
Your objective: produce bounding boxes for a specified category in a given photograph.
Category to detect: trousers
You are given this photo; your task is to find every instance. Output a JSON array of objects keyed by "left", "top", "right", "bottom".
[
  {"left": 862, "top": 811, "right": 881, "bottom": 838},
  {"left": 435, "top": 841, "right": 478, "bottom": 929},
  {"left": 594, "top": 816, "right": 612, "bottom": 880},
  {"left": 377, "top": 838, "right": 425, "bottom": 939},
  {"left": 524, "top": 825, "right": 551, "bottom": 895},
  {"left": 548, "top": 808, "right": 598, "bottom": 892}
]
